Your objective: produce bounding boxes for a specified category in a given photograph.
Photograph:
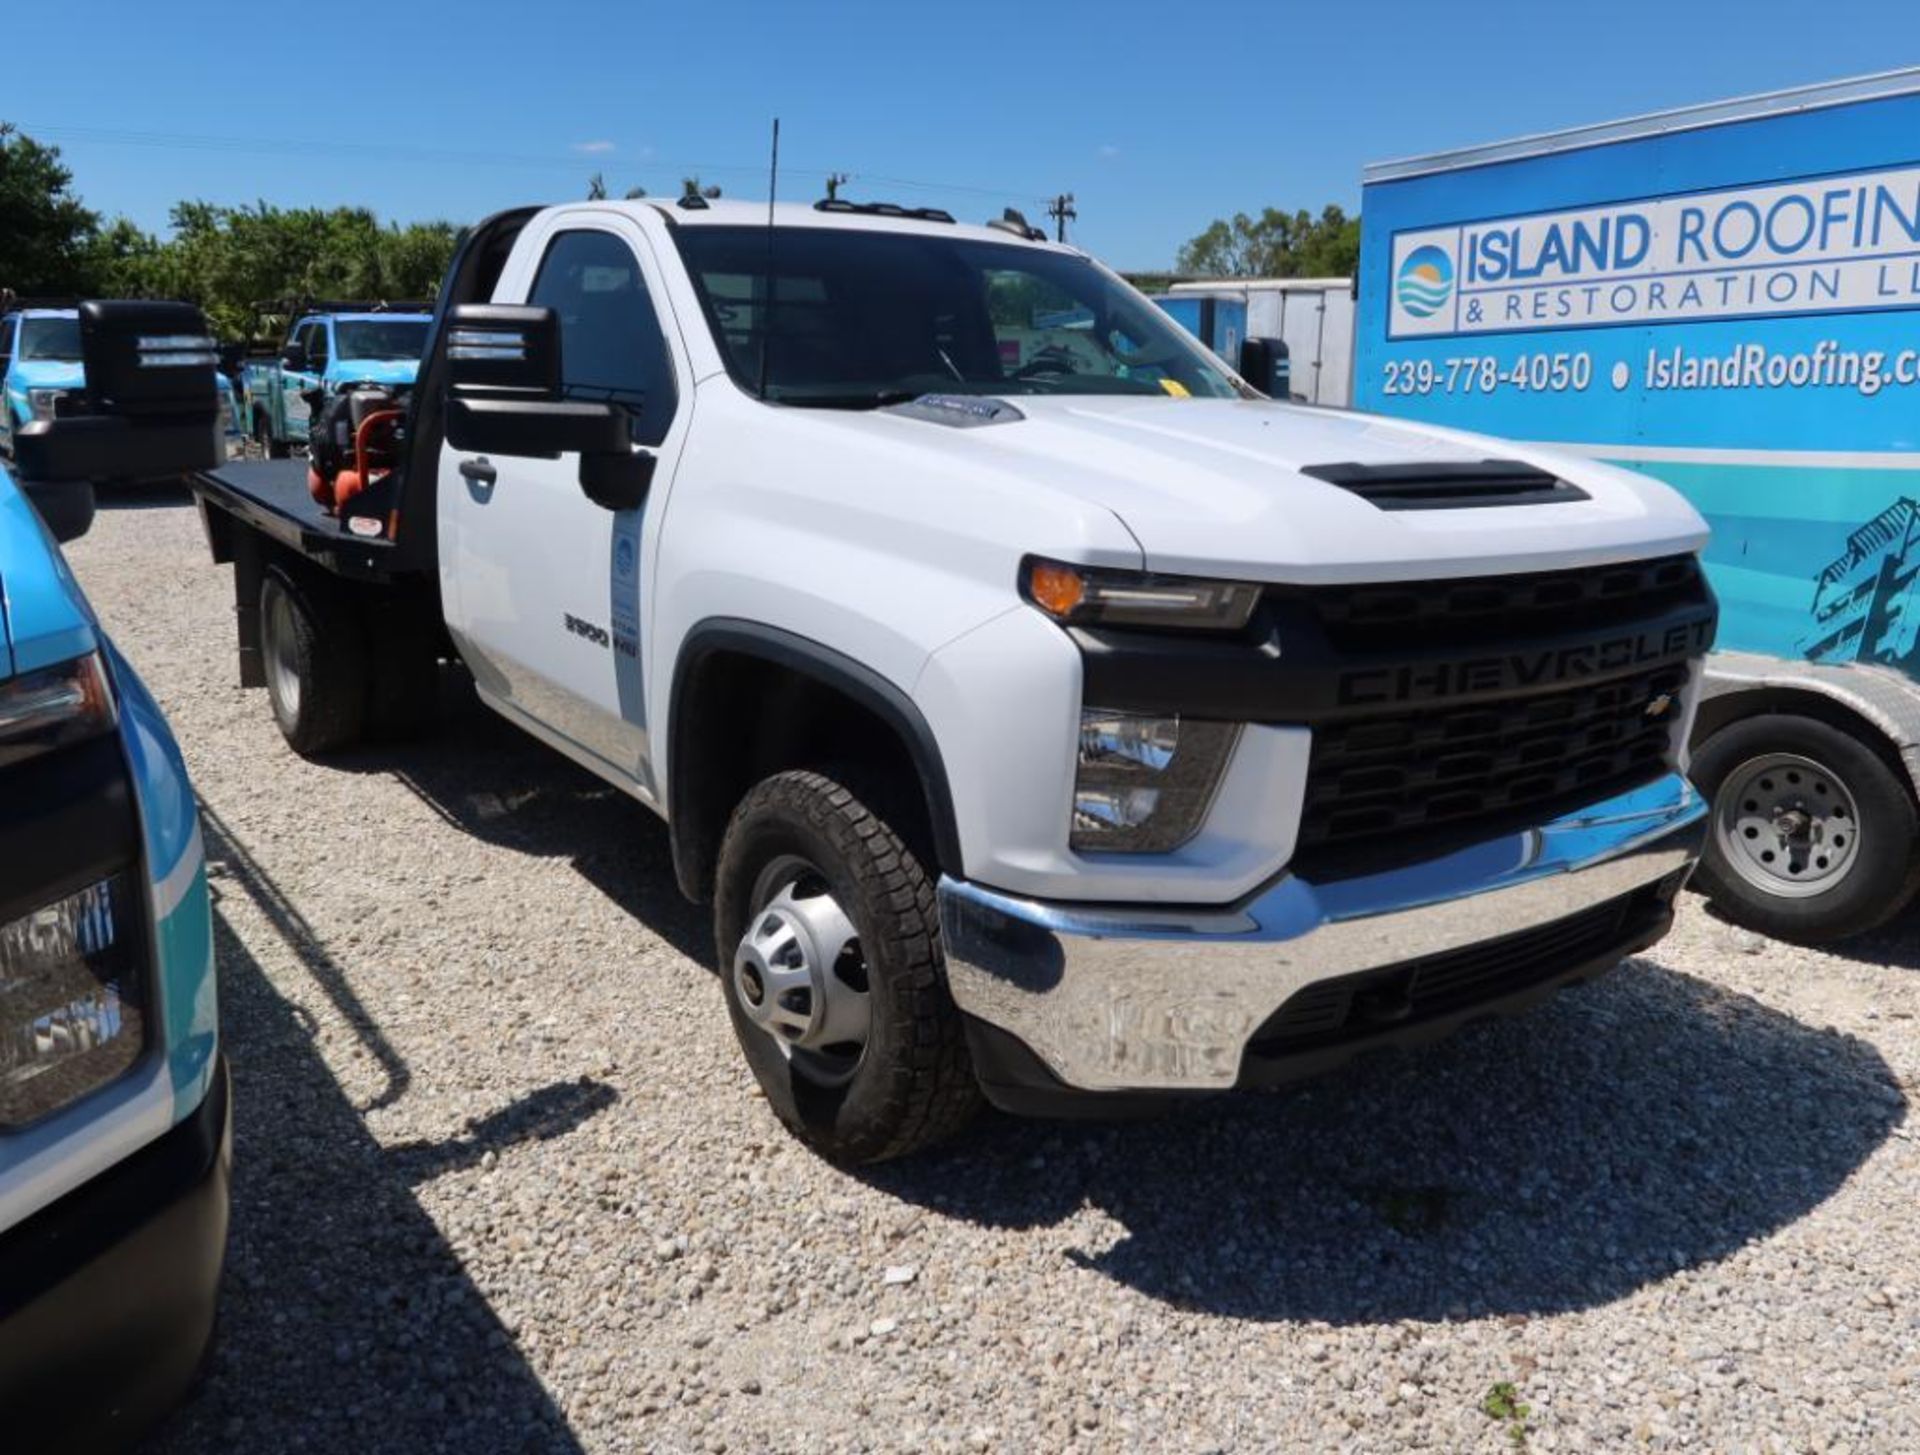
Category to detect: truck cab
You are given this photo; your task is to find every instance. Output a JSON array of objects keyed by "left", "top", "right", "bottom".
[
  {"left": 243, "top": 305, "right": 432, "bottom": 457},
  {"left": 192, "top": 198, "right": 1715, "bottom": 1163},
  {"left": 0, "top": 302, "right": 229, "bottom": 1447}
]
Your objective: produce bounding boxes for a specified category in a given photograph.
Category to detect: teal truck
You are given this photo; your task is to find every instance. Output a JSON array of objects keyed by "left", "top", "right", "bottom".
[
  {"left": 242, "top": 302, "right": 432, "bottom": 457},
  {"left": 0, "top": 301, "right": 229, "bottom": 1448}
]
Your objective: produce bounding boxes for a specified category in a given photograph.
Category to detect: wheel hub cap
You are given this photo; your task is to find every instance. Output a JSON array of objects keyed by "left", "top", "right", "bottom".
[
  {"left": 1715, "top": 751, "right": 1861, "bottom": 898},
  {"left": 732, "top": 869, "right": 870, "bottom": 1085}
]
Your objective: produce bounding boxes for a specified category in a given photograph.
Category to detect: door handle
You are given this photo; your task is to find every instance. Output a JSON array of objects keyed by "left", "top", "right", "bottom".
[{"left": 459, "top": 457, "right": 498, "bottom": 487}]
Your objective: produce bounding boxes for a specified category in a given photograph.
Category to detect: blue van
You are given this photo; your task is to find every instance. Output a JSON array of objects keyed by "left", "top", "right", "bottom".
[
  {"left": 1355, "top": 68, "right": 1920, "bottom": 944},
  {"left": 0, "top": 303, "right": 229, "bottom": 1448}
]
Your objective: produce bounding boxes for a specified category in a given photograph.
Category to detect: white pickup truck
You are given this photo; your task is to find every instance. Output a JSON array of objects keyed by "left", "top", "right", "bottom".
[{"left": 190, "top": 197, "right": 1717, "bottom": 1161}]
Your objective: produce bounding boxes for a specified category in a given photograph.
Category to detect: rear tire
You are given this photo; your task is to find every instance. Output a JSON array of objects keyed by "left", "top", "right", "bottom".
[
  {"left": 714, "top": 769, "right": 980, "bottom": 1163},
  {"left": 1691, "top": 712, "right": 1920, "bottom": 943},
  {"left": 257, "top": 410, "right": 289, "bottom": 460},
  {"left": 259, "top": 564, "right": 367, "bottom": 756}
]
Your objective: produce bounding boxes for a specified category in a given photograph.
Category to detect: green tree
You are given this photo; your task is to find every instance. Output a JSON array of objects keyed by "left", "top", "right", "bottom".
[
  {"left": 586, "top": 172, "right": 608, "bottom": 200},
  {"left": 0, "top": 123, "right": 101, "bottom": 294},
  {"left": 157, "top": 202, "right": 458, "bottom": 336},
  {"left": 1176, "top": 204, "right": 1361, "bottom": 279}
]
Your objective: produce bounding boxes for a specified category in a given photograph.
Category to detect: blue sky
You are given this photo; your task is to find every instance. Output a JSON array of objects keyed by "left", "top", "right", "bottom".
[{"left": 11, "top": 0, "right": 1919, "bottom": 269}]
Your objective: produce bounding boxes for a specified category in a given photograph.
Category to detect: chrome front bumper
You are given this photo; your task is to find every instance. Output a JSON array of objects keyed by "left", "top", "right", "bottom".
[{"left": 938, "top": 773, "right": 1707, "bottom": 1094}]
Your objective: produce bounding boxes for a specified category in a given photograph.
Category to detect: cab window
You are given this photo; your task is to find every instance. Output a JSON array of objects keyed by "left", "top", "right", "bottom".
[{"left": 527, "top": 228, "right": 678, "bottom": 447}]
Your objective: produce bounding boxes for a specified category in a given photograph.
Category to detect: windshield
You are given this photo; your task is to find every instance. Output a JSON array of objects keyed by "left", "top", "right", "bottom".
[
  {"left": 671, "top": 226, "right": 1243, "bottom": 407},
  {"left": 333, "top": 319, "right": 429, "bottom": 361},
  {"left": 19, "top": 316, "right": 82, "bottom": 362}
]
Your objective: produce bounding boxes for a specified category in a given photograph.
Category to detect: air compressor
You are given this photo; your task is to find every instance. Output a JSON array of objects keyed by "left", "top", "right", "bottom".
[{"left": 306, "top": 383, "right": 408, "bottom": 534}]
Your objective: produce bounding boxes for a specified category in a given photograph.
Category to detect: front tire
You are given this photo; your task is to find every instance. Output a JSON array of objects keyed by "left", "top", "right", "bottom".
[
  {"left": 1691, "top": 712, "right": 1920, "bottom": 943},
  {"left": 714, "top": 769, "right": 980, "bottom": 1163},
  {"left": 260, "top": 564, "right": 367, "bottom": 756}
]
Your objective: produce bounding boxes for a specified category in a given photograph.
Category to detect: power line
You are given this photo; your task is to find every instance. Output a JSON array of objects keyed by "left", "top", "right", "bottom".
[{"left": 14, "top": 121, "right": 1054, "bottom": 208}]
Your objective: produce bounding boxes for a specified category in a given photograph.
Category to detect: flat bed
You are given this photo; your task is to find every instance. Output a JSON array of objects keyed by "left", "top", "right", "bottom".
[{"left": 191, "top": 459, "right": 414, "bottom": 581}]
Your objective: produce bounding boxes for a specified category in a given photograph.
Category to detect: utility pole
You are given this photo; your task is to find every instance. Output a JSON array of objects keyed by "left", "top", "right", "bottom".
[
  {"left": 1046, "top": 192, "right": 1077, "bottom": 242},
  {"left": 825, "top": 171, "right": 850, "bottom": 201}
]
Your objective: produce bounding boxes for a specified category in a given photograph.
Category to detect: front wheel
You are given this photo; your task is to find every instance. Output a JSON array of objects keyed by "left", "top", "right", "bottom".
[
  {"left": 714, "top": 769, "right": 980, "bottom": 1163},
  {"left": 1691, "top": 712, "right": 1920, "bottom": 943}
]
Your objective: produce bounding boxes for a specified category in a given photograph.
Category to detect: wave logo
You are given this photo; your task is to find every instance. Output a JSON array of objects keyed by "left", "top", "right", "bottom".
[{"left": 1396, "top": 245, "right": 1455, "bottom": 319}]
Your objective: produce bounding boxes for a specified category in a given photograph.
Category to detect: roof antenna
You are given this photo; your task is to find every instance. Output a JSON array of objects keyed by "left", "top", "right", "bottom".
[{"left": 758, "top": 117, "right": 780, "bottom": 401}]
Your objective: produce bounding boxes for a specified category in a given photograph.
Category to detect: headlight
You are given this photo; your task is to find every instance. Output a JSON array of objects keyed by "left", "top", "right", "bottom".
[
  {"left": 1, "top": 873, "right": 146, "bottom": 1127},
  {"left": 1072, "top": 709, "right": 1239, "bottom": 853},
  {"left": 28, "top": 387, "right": 73, "bottom": 423},
  {"left": 1022, "top": 557, "right": 1261, "bottom": 632},
  {"left": 0, "top": 652, "right": 117, "bottom": 769}
]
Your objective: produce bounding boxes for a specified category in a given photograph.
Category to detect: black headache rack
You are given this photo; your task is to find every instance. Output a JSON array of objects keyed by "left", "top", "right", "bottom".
[
  {"left": 192, "top": 206, "right": 541, "bottom": 584},
  {"left": 12, "top": 301, "right": 223, "bottom": 540}
]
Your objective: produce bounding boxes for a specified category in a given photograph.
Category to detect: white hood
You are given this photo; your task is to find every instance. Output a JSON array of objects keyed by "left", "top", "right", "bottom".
[{"left": 853, "top": 396, "right": 1708, "bottom": 584}]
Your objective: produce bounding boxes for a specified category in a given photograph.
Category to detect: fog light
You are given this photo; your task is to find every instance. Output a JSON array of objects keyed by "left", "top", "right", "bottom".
[
  {"left": 0, "top": 874, "right": 145, "bottom": 1127},
  {"left": 1071, "top": 709, "right": 1239, "bottom": 853}
]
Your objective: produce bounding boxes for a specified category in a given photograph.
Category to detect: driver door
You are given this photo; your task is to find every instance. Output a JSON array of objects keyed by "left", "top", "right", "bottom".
[{"left": 438, "top": 215, "right": 688, "bottom": 796}]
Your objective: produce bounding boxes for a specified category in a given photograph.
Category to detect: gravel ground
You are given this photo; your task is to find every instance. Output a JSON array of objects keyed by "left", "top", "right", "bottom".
[{"left": 64, "top": 487, "right": 1920, "bottom": 1453}]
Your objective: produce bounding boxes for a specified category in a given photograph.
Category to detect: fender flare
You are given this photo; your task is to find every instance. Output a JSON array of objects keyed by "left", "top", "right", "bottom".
[
  {"left": 1698, "top": 651, "right": 1920, "bottom": 799},
  {"left": 665, "top": 618, "right": 964, "bottom": 898}
]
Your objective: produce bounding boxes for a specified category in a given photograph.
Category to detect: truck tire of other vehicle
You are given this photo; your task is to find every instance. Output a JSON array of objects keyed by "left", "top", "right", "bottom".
[
  {"left": 254, "top": 411, "right": 289, "bottom": 460},
  {"left": 714, "top": 769, "right": 980, "bottom": 1163},
  {"left": 260, "top": 563, "right": 368, "bottom": 756},
  {"left": 1691, "top": 713, "right": 1920, "bottom": 943}
]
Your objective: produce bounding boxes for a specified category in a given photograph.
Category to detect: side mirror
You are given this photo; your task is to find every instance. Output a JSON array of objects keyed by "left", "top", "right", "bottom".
[
  {"left": 280, "top": 341, "right": 309, "bottom": 372},
  {"left": 1238, "top": 335, "right": 1291, "bottom": 399},
  {"left": 12, "top": 301, "right": 221, "bottom": 486},
  {"left": 21, "top": 479, "right": 96, "bottom": 543},
  {"left": 444, "top": 304, "right": 650, "bottom": 510}
]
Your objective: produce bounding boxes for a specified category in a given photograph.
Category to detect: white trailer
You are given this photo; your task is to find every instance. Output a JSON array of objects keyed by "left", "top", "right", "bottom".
[{"left": 1169, "top": 277, "right": 1355, "bottom": 405}]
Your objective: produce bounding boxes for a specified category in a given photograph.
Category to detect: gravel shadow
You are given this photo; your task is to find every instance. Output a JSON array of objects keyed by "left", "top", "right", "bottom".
[
  {"left": 330, "top": 687, "right": 710, "bottom": 967},
  {"left": 93, "top": 478, "right": 195, "bottom": 510},
  {"left": 141, "top": 865, "right": 601, "bottom": 1452},
  {"left": 863, "top": 960, "right": 1906, "bottom": 1325},
  {"left": 1751, "top": 899, "right": 1920, "bottom": 971},
  {"left": 260, "top": 668, "right": 1907, "bottom": 1327}
]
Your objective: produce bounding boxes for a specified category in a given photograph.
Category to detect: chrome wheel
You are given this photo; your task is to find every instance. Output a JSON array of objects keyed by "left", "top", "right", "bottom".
[
  {"left": 732, "top": 856, "right": 871, "bottom": 1087},
  {"left": 264, "top": 583, "right": 302, "bottom": 721},
  {"left": 1714, "top": 751, "right": 1861, "bottom": 899}
]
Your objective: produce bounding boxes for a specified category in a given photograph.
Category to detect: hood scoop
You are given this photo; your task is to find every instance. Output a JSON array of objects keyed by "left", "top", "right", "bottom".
[
  {"left": 885, "top": 394, "right": 1025, "bottom": 429},
  {"left": 1301, "top": 459, "right": 1590, "bottom": 511}
]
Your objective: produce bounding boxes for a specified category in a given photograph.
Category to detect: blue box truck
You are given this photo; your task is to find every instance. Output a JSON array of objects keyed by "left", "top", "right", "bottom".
[{"left": 1354, "top": 68, "right": 1920, "bottom": 943}]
